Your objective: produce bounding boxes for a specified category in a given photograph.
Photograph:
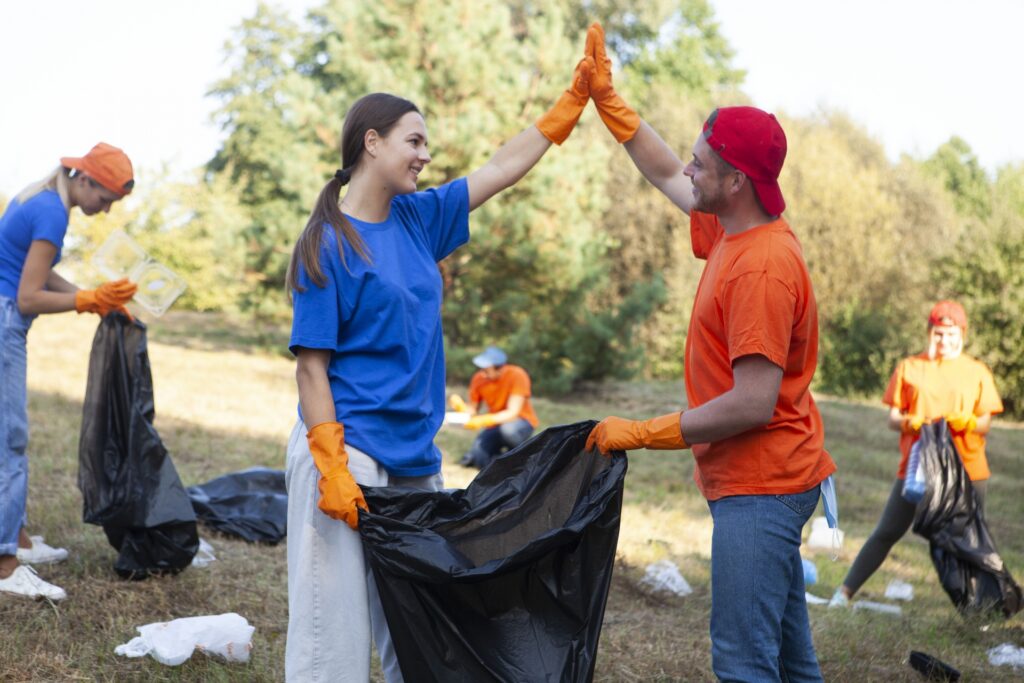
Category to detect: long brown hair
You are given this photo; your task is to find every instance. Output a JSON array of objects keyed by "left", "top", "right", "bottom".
[{"left": 286, "top": 93, "right": 421, "bottom": 294}]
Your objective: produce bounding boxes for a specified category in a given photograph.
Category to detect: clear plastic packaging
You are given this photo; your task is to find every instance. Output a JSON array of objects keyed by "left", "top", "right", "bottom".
[
  {"left": 902, "top": 439, "right": 926, "bottom": 503},
  {"left": 92, "top": 231, "right": 148, "bottom": 281},
  {"left": 91, "top": 232, "right": 186, "bottom": 316}
]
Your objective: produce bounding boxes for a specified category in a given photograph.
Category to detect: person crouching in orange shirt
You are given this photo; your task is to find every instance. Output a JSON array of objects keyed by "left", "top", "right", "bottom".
[
  {"left": 829, "top": 300, "right": 1002, "bottom": 607},
  {"left": 451, "top": 346, "right": 539, "bottom": 469}
]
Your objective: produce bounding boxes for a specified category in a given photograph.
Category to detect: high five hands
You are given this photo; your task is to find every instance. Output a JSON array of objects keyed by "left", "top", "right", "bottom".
[{"left": 536, "top": 22, "right": 640, "bottom": 145}]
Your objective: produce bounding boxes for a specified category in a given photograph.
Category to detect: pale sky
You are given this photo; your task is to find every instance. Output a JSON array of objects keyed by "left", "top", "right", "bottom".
[{"left": 1, "top": 0, "right": 1021, "bottom": 196}]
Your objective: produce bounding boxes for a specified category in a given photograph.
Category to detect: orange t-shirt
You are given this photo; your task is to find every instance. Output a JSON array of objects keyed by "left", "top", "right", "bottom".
[
  {"left": 684, "top": 211, "right": 836, "bottom": 500},
  {"left": 883, "top": 353, "right": 1002, "bottom": 481},
  {"left": 468, "top": 364, "right": 539, "bottom": 428}
]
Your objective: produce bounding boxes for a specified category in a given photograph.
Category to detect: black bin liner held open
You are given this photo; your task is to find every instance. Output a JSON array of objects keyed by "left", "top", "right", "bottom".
[
  {"left": 912, "top": 420, "right": 1022, "bottom": 617},
  {"left": 78, "top": 315, "right": 198, "bottom": 578},
  {"left": 360, "top": 421, "right": 626, "bottom": 683}
]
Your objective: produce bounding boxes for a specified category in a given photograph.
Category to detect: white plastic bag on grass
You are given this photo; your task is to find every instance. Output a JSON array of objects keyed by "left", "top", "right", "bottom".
[
  {"left": 884, "top": 579, "right": 914, "bottom": 601},
  {"left": 989, "top": 643, "right": 1024, "bottom": 668},
  {"left": 115, "top": 613, "right": 254, "bottom": 666},
  {"left": 639, "top": 559, "right": 693, "bottom": 597},
  {"left": 190, "top": 538, "right": 216, "bottom": 568}
]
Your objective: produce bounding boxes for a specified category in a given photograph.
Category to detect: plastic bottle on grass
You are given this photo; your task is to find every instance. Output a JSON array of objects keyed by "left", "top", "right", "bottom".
[{"left": 902, "top": 439, "right": 926, "bottom": 504}]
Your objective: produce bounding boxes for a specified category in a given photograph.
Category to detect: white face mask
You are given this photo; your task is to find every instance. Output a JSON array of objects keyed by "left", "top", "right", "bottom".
[{"left": 927, "top": 324, "right": 964, "bottom": 360}]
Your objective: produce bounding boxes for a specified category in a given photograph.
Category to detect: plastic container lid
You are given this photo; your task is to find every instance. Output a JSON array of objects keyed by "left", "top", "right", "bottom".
[
  {"left": 91, "top": 231, "right": 148, "bottom": 282},
  {"left": 132, "top": 261, "right": 187, "bottom": 317},
  {"left": 91, "top": 232, "right": 187, "bottom": 317}
]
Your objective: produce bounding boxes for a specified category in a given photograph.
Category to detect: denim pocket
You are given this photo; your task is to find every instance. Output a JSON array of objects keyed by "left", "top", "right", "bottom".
[{"left": 775, "top": 485, "right": 821, "bottom": 515}]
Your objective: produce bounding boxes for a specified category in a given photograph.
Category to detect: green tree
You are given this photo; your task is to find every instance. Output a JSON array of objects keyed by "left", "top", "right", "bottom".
[{"left": 935, "top": 162, "right": 1024, "bottom": 416}]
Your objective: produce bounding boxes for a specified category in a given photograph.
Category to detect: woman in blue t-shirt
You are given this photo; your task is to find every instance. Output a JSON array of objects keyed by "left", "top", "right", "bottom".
[
  {"left": 283, "top": 58, "right": 593, "bottom": 682},
  {"left": 0, "top": 143, "right": 137, "bottom": 602}
]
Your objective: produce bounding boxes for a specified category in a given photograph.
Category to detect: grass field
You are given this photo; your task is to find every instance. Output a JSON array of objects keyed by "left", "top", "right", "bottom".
[{"left": 3, "top": 311, "right": 1023, "bottom": 681}]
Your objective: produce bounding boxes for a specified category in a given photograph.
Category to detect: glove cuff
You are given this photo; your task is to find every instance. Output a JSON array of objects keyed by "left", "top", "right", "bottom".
[
  {"left": 594, "top": 93, "right": 640, "bottom": 143},
  {"left": 643, "top": 412, "right": 689, "bottom": 450},
  {"left": 536, "top": 89, "right": 587, "bottom": 145},
  {"left": 307, "top": 421, "right": 349, "bottom": 472},
  {"left": 74, "top": 289, "right": 95, "bottom": 314}
]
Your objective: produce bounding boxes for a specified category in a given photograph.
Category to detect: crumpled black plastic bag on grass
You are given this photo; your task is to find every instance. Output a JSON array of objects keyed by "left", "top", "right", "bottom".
[
  {"left": 187, "top": 468, "right": 287, "bottom": 544},
  {"left": 78, "top": 315, "right": 198, "bottom": 579},
  {"left": 360, "top": 421, "right": 626, "bottom": 683},
  {"left": 912, "top": 420, "right": 1022, "bottom": 617}
]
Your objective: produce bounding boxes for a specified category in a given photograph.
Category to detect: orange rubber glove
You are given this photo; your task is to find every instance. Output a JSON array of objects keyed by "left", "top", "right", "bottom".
[
  {"left": 306, "top": 421, "right": 367, "bottom": 529},
  {"left": 536, "top": 55, "right": 594, "bottom": 145},
  {"left": 900, "top": 415, "right": 926, "bottom": 435},
  {"left": 75, "top": 278, "right": 137, "bottom": 319},
  {"left": 945, "top": 411, "right": 977, "bottom": 434},
  {"left": 449, "top": 394, "right": 469, "bottom": 413},
  {"left": 586, "top": 22, "right": 640, "bottom": 143},
  {"left": 586, "top": 412, "right": 688, "bottom": 456},
  {"left": 465, "top": 414, "right": 500, "bottom": 430}
]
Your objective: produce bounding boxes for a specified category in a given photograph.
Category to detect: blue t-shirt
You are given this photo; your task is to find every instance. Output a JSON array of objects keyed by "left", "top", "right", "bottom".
[
  {"left": 289, "top": 178, "right": 470, "bottom": 477},
  {"left": 0, "top": 190, "right": 69, "bottom": 300}
]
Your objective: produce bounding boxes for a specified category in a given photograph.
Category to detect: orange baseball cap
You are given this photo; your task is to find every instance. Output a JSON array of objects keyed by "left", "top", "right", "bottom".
[
  {"left": 61, "top": 142, "right": 135, "bottom": 197},
  {"left": 928, "top": 300, "right": 967, "bottom": 330}
]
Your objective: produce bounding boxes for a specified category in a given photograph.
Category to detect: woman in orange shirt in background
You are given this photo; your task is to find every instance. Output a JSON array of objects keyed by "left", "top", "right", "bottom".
[{"left": 830, "top": 300, "right": 1003, "bottom": 607}]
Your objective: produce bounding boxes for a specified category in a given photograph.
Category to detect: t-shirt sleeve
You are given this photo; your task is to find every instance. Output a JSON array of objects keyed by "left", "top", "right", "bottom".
[
  {"left": 882, "top": 362, "right": 904, "bottom": 409},
  {"left": 402, "top": 178, "right": 470, "bottom": 261},
  {"left": 689, "top": 210, "right": 723, "bottom": 260},
  {"left": 721, "top": 270, "right": 797, "bottom": 369},
  {"left": 28, "top": 193, "right": 69, "bottom": 247},
  {"left": 289, "top": 233, "right": 344, "bottom": 356},
  {"left": 468, "top": 372, "right": 483, "bottom": 404},
  {"left": 975, "top": 365, "right": 1004, "bottom": 415},
  {"left": 508, "top": 367, "right": 532, "bottom": 396}
]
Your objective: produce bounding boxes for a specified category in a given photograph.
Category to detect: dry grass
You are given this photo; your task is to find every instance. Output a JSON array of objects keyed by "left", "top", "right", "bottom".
[{"left": 3, "top": 311, "right": 1023, "bottom": 681}]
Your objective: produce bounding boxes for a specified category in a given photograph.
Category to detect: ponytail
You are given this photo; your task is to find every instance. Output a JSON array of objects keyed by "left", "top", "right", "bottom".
[
  {"left": 16, "top": 166, "right": 72, "bottom": 211},
  {"left": 285, "top": 168, "right": 372, "bottom": 297}
]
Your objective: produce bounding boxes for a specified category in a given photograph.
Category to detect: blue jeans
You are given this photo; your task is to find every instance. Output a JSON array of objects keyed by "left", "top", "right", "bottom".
[
  {"left": 708, "top": 485, "right": 823, "bottom": 683},
  {"left": 461, "top": 418, "right": 534, "bottom": 469},
  {"left": 0, "top": 296, "right": 31, "bottom": 557}
]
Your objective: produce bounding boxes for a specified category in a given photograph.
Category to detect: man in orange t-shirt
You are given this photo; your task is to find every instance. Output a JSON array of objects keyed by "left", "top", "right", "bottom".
[
  {"left": 831, "top": 300, "right": 1002, "bottom": 607},
  {"left": 452, "top": 346, "right": 539, "bottom": 469},
  {"left": 581, "top": 30, "right": 834, "bottom": 680}
]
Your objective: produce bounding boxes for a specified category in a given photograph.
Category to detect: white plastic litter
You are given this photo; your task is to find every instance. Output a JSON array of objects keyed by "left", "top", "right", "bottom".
[
  {"left": 804, "top": 592, "right": 829, "bottom": 605},
  {"left": 639, "top": 559, "right": 693, "bottom": 597},
  {"left": 190, "top": 538, "right": 217, "bottom": 568},
  {"left": 806, "top": 516, "right": 844, "bottom": 550},
  {"left": 988, "top": 643, "right": 1024, "bottom": 668},
  {"left": 443, "top": 411, "right": 470, "bottom": 425},
  {"left": 852, "top": 600, "right": 902, "bottom": 616},
  {"left": 884, "top": 579, "right": 914, "bottom": 601},
  {"left": 115, "top": 613, "right": 254, "bottom": 666}
]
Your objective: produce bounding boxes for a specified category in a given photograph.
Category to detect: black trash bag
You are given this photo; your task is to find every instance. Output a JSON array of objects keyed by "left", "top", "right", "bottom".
[
  {"left": 360, "top": 421, "right": 626, "bottom": 683},
  {"left": 187, "top": 468, "right": 287, "bottom": 543},
  {"left": 911, "top": 420, "right": 1022, "bottom": 617},
  {"left": 78, "top": 315, "right": 199, "bottom": 579}
]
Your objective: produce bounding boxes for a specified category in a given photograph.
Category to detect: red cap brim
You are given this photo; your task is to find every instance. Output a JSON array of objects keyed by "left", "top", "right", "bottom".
[{"left": 751, "top": 177, "right": 785, "bottom": 216}]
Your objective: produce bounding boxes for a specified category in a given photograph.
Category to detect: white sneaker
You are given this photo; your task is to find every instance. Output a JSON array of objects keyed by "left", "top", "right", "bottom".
[
  {"left": 0, "top": 565, "right": 67, "bottom": 600},
  {"left": 828, "top": 587, "right": 849, "bottom": 608},
  {"left": 16, "top": 536, "right": 68, "bottom": 564}
]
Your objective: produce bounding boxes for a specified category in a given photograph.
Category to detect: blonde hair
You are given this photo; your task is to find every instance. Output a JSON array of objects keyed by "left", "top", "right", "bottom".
[{"left": 15, "top": 166, "right": 72, "bottom": 211}]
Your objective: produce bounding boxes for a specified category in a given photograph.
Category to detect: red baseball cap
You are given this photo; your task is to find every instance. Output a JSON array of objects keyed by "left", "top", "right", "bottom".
[
  {"left": 61, "top": 142, "right": 135, "bottom": 197},
  {"left": 702, "top": 106, "right": 787, "bottom": 215},
  {"left": 928, "top": 300, "right": 967, "bottom": 330}
]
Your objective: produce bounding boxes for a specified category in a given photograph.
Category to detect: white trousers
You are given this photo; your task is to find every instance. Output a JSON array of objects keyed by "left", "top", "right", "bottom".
[{"left": 285, "top": 420, "right": 442, "bottom": 682}]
